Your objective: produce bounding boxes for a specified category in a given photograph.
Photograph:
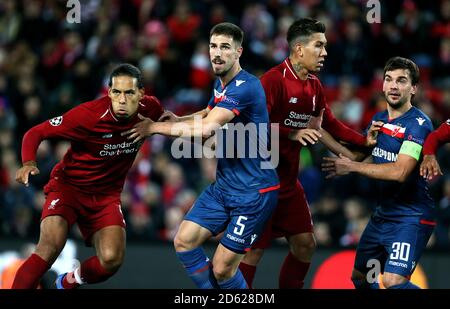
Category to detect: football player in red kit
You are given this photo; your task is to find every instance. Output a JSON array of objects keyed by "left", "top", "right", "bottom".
[
  {"left": 12, "top": 64, "right": 164, "bottom": 289},
  {"left": 420, "top": 119, "right": 450, "bottom": 180},
  {"left": 239, "top": 18, "right": 375, "bottom": 288}
]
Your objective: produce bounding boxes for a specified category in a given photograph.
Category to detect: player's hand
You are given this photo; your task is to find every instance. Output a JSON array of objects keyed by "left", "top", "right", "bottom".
[
  {"left": 15, "top": 161, "right": 40, "bottom": 187},
  {"left": 420, "top": 154, "right": 442, "bottom": 180},
  {"left": 307, "top": 108, "right": 325, "bottom": 131},
  {"left": 122, "top": 113, "right": 154, "bottom": 143},
  {"left": 321, "top": 153, "right": 353, "bottom": 178},
  {"left": 365, "top": 121, "right": 384, "bottom": 147},
  {"left": 290, "top": 129, "right": 322, "bottom": 146},
  {"left": 158, "top": 110, "right": 179, "bottom": 122}
]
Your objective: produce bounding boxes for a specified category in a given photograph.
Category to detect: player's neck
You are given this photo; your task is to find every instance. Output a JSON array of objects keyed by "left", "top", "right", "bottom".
[
  {"left": 219, "top": 63, "right": 242, "bottom": 87},
  {"left": 289, "top": 56, "right": 309, "bottom": 80},
  {"left": 387, "top": 102, "right": 412, "bottom": 120}
]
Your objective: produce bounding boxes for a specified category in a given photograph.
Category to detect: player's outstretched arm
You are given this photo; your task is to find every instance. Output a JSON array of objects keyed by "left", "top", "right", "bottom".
[
  {"left": 158, "top": 108, "right": 209, "bottom": 122},
  {"left": 288, "top": 128, "right": 322, "bottom": 146},
  {"left": 322, "top": 153, "right": 417, "bottom": 182},
  {"left": 15, "top": 161, "right": 40, "bottom": 187},
  {"left": 319, "top": 130, "right": 367, "bottom": 162},
  {"left": 420, "top": 121, "right": 450, "bottom": 180},
  {"left": 124, "top": 107, "right": 234, "bottom": 142}
]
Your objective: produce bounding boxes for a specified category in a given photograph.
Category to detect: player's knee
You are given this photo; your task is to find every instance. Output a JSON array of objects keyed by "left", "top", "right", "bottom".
[
  {"left": 291, "top": 236, "right": 316, "bottom": 259},
  {"left": 174, "top": 232, "right": 194, "bottom": 252},
  {"left": 382, "top": 274, "right": 406, "bottom": 288},
  {"left": 98, "top": 249, "right": 124, "bottom": 272},
  {"left": 213, "top": 264, "right": 235, "bottom": 281}
]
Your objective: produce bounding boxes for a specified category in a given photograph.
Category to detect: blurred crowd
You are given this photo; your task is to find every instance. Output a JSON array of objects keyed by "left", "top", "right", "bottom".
[{"left": 0, "top": 0, "right": 450, "bottom": 250}]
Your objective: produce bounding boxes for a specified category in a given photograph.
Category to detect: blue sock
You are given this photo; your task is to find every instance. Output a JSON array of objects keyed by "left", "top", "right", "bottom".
[
  {"left": 352, "top": 278, "right": 379, "bottom": 289},
  {"left": 176, "top": 247, "right": 218, "bottom": 289},
  {"left": 387, "top": 281, "right": 420, "bottom": 289},
  {"left": 217, "top": 269, "right": 248, "bottom": 289}
]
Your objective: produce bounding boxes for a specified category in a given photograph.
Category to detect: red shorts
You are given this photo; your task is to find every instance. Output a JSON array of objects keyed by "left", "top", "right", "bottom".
[
  {"left": 42, "top": 177, "right": 126, "bottom": 246},
  {"left": 252, "top": 182, "right": 313, "bottom": 249}
]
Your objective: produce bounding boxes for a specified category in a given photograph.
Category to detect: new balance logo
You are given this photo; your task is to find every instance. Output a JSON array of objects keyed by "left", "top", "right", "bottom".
[
  {"left": 289, "top": 97, "right": 298, "bottom": 104},
  {"left": 416, "top": 117, "right": 425, "bottom": 126},
  {"left": 250, "top": 234, "right": 258, "bottom": 245},
  {"left": 236, "top": 80, "right": 246, "bottom": 87},
  {"left": 48, "top": 198, "right": 60, "bottom": 210}
]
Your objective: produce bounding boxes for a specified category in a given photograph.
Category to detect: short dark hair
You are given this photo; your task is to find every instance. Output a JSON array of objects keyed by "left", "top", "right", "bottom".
[
  {"left": 383, "top": 57, "right": 420, "bottom": 85},
  {"left": 109, "top": 63, "right": 144, "bottom": 89},
  {"left": 287, "top": 18, "right": 326, "bottom": 50},
  {"left": 210, "top": 22, "right": 244, "bottom": 47}
]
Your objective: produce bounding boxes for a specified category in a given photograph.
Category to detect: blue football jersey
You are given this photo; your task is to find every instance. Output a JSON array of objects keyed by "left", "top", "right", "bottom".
[
  {"left": 368, "top": 107, "right": 435, "bottom": 222},
  {"left": 207, "top": 70, "right": 279, "bottom": 193}
]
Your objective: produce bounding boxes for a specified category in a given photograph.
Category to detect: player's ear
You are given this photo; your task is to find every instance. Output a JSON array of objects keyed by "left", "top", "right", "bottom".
[
  {"left": 411, "top": 84, "right": 417, "bottom": 96},
  {"left": 139, "top": 88, "right": 145, "bottom": 97},
  {"left": 236, "top": 46, "right": 243, "bottom": 59},
  {"left": 294, "top": 43, "right": 303, "bottom": 57}
]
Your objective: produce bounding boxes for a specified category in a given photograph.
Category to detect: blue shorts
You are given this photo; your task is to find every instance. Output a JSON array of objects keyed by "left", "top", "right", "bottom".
[
  {"left": 184, "top": 183, "right": 278, "bottom": 254},
  {"left": 354, "top": 216, "right": 434, "bottom": 277}
]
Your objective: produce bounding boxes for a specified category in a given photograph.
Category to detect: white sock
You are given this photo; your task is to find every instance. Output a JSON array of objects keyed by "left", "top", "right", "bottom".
[{"left": 73, "top": 267, "right": 85, "bottom": 285}]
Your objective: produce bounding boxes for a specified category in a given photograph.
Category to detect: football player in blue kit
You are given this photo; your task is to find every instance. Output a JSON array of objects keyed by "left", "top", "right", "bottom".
[
  {"left": 322, "top": 57, "right": 435, "bottom": 289},
  {"left": 124, "top": 22, "right": 279, "bottom": 289}
]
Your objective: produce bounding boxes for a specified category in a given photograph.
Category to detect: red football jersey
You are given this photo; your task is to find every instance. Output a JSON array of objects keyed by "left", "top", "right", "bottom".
[
  {"left": 261, "top": 58, "right": 365, "bottom": 193},
  {"left": 423, "top": 119, "right": 450, "bottom": 155},
  {"left": 22, "top": 95, "right": 164, "bottom": 194}
]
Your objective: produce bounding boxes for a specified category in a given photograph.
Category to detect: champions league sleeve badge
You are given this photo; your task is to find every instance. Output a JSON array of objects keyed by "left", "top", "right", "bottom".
[{"left": 49, "top": 116, "right": 63, "bottom": 126}]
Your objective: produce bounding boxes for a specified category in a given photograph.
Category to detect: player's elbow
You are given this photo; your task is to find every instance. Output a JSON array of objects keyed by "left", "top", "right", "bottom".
[{"left": 394, "top": 168, "right": 410, "bottom": 183}]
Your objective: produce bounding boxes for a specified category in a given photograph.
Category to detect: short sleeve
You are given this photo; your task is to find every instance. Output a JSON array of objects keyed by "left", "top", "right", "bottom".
[{"left": 215, "top": 80, "right": 261, "bottom": 116}]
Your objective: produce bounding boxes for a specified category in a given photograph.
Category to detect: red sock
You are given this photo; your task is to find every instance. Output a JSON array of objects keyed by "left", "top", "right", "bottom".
[
  {"left": 11, "top": 254, "right": 50, "bottom": 289},
  {"left": 279, "top": 252, "right": 310, "bottom": 289},
  {"left": 239, "top": 262, "right": 257, "bottom": 289},
  {"left": 80, "top": 256, "right": 114, "bottom": 284}
]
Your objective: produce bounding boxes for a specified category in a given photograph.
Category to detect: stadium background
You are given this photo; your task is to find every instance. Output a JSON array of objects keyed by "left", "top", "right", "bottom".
[{"left": 0, "top": 0, "right": 449, "bottom": 288}]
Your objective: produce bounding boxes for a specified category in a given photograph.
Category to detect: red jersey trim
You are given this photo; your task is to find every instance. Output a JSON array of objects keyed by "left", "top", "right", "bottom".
[
  {"left": 419, "top": 219, "right": 437, "bottom": 226},
  {"left": 283, "top": 59, "right": 298, "bottom": 80},
  {"left": 100, "top": 109, "right": 109, "bottom": 119},
  {"left": 232, "top": 108, "right": 240, "bottom": 115},
  {"left": 108, "top": 108, "right": 119, "bottom": 122},
  {"left": 259, "top": 184, "right": 280, "bottom": 194}
]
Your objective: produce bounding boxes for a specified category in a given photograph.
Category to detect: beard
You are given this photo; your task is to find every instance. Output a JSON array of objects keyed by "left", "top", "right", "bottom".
[
  {"left": 386, "top": 95, "right": 408, "bottom": 109},
  {"left": 212, "top": 66, "right": 231, "bottom": 77}
]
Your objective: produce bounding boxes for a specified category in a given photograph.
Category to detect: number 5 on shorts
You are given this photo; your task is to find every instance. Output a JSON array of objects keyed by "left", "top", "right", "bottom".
[{"left": 234, "top": 216, "right": 248, "bottom": 236}]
